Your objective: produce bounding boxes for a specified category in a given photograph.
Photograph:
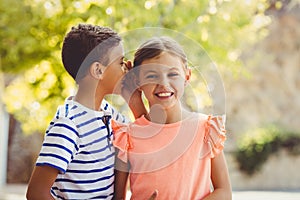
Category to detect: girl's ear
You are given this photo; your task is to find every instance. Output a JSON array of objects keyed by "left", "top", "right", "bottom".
[
  {"left": 90, "top": 62, "right": 105, "bottom": 80},
  {"left": 184, "top": 67, "right": 192, "bottom": 86}
]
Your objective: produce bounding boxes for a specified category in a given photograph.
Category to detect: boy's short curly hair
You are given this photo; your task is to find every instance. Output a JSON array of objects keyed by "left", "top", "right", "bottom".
[{"left": 62, "top": 24, "right": 121, "bottom": 82}]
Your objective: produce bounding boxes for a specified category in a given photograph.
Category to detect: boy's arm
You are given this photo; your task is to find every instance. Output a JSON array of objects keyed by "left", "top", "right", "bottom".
[
  {"left": 26, "top": 165, "right": 58, "bottom": 200},
  {"left": 203, "top": 152, "right": 232, "bottom": 200}
]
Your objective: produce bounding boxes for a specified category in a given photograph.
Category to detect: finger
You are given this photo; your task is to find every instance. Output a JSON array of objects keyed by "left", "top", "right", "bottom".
[
  {"left": 121, "top": 65, "right": 128, "bottom": 73},
  {"left": 148, "top": 190, "right": 158, "bottom": 200},
  {"left": 126, "top": 60, "right": 133, "bottom": 70}
]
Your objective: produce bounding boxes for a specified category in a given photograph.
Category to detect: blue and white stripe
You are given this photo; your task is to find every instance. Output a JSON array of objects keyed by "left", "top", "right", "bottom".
[{"left": 36, "top": 98, "right": 128, "bottom": 199}]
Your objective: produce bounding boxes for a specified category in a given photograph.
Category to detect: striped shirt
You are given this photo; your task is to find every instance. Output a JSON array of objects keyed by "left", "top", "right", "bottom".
[{"left": 36, "top": 97, "right": 128, "bottom": 199}]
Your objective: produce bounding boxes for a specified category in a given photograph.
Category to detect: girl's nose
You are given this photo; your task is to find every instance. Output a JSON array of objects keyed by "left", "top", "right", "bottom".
[{"left": 157, "top": 75, "right": 170, "bottom": 87}]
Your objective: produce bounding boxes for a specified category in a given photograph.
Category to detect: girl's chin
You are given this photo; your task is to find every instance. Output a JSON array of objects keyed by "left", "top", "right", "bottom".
[{"left": 150, "top": 102, "right": 179, "bottom": 110}]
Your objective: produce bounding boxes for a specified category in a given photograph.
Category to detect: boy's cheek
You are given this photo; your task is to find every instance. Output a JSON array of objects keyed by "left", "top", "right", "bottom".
[{"left": 112, "top": 79, "right": 123, "bottom": 95}]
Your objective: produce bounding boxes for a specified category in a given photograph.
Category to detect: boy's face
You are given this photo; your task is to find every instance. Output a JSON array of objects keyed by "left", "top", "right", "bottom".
[
  {"left": 138, "top": 52, "right": 190, "bottom": 110},
  {"left": 100, "top": 43, "right": 126, "bottom": 94}
]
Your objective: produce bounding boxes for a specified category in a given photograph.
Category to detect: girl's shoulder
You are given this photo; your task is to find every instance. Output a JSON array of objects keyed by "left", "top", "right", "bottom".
[
  {"left": 182, "top": 111, "right": 208, "bottom": 121},
  {"left": 184, "top": 111, "right": 225, "bottom": 122}
]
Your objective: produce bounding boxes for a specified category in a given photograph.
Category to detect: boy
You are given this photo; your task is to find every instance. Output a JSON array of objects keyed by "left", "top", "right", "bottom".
[{"left": 26, "top": 24, "right": 144, "bottom": 199}]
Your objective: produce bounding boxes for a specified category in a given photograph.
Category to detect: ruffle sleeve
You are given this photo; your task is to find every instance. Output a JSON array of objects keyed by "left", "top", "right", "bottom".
[
  {"left": 200, "top": 115, "right": 227, "bottom": 159},
  {"left": 111, "top": 120, "right": 133, "bottom": 163}
]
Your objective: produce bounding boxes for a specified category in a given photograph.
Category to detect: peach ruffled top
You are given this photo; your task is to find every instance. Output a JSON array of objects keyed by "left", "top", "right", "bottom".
[{"left": 112, "top": 113, "right": 226, "bottom": 200}]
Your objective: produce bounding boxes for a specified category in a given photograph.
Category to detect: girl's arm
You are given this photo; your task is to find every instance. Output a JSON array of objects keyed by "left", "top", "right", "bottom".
[
  {"left": 113, "top": 154, "right": 129, "bottom": 200},
  {"left": 203, "top": 152, "right": 232, "bottom": 200},
  {"left": 127, "top": 90, "right": 147, "bottom": 119},
  {"left": 26, "top": 165, "right": 58, "bottom": 200},
  {"left": 121, "top": 61, "right": 147, "bottom": 119},
  {"left": 113, "top": 169, "right": 129, "bottom": 200},
  {"left": 113, "top": 153, "right": 158, "bottom": 200}
]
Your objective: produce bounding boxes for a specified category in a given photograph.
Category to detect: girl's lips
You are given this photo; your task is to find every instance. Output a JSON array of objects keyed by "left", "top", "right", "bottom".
[{"left": 155, "top": 92, "right": 174, "bottom": 98}]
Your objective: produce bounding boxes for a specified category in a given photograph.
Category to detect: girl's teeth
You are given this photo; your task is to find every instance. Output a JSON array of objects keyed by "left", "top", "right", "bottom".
[{"left": 157, "top": 92, "right": 172, "bottom": 97}]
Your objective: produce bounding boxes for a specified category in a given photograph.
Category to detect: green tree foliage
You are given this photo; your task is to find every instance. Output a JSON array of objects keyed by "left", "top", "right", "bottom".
[
  {"left": 1, "top": 0, "right": 274, "bottom": 134},
  {"left": 235, "top": 125, "right": 300, "bottom": 175}
]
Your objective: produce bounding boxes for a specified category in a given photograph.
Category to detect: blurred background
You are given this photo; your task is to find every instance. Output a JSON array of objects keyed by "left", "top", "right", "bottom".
[{"left": 0, "top": 0, "right": 300, "bottom": 199}]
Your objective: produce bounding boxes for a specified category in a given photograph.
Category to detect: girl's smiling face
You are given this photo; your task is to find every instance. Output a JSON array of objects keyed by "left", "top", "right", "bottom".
[{"left": 138, "top": 52, "right": 190, "bottom": 110}]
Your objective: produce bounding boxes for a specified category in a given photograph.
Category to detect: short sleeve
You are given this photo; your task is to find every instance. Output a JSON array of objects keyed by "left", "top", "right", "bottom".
[
  {"left": 200, "top": 115, "right": 227, "bottom": 159},
  {"left": 36, "top": 117, "right": 79, "bottom": 173},
  {"left": 111, "top": 120, "right": 133, "bottom": 162}
]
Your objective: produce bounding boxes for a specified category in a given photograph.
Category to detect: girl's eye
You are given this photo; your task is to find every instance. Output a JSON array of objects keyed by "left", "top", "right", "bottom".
[
  {"left": 146, "top": 74, "right": 158, "bottom": 79},
  {"left": 168, "top": 72, "right": 179, "bottom": 77}
]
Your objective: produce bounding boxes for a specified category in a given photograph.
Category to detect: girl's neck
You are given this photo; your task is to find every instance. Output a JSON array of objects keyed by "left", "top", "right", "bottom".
[{"left": 146, "top": 104, "right": 188, "bottom": 124}]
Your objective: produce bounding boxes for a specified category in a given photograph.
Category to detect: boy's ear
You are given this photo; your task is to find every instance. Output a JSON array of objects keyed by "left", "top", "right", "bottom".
[{"left": 90, "top": 62, "right": 105, "bottom": 80}]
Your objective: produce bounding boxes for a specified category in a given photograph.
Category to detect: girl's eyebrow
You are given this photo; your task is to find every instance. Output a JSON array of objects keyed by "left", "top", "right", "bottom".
[
  {"left": 142, "top": 67, "right": 180, "bottom": 75},
  {"left": 143, "top": 69, "right": 158, "bottom": 74},
  {"left": 169, "top": 67, "right": 180, "bottom": 71}
]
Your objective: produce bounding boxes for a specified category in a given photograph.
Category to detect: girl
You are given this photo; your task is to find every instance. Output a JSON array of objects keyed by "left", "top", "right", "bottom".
[{"left": 112, "top": 36, "right": 232, "bottom": 200}]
